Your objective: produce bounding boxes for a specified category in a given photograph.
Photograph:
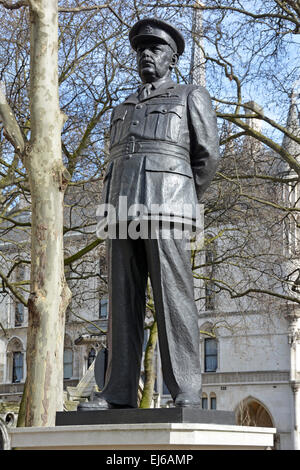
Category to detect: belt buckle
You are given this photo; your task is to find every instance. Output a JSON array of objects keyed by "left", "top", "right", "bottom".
[{"left": 127, "top": 139, "right": 135, "bottom": 154}]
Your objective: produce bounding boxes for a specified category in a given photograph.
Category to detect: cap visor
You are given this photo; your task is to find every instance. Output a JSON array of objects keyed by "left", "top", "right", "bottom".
[{"left": 131, "top": 35, "right": 169, "bottom": 50}]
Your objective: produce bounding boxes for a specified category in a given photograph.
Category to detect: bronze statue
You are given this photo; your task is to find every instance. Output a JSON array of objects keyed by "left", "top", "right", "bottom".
[{"left": 78, "top": 17, "right": 220, "bottom": 411}]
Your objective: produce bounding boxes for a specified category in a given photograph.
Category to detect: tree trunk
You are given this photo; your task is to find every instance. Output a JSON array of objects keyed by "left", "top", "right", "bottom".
[
  {"left": 139, "top": 321, "right": 158, "bottom": 408},
  {"left": 22, "top": 0, "right": 71, "bottom": 427}
]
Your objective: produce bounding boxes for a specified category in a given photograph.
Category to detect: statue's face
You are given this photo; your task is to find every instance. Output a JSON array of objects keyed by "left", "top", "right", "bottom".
[{"left": 136, "top": 40, "right": 177, "bottom": 83}]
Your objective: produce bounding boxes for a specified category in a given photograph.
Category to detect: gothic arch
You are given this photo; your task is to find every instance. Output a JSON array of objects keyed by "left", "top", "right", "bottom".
[
  {"left": 235, "top": 396, "right": 274, "bottom": 428},
  {"left": 199, "top": 321, "right": 215, "bottom": 337},
  {"left": 6, "top": 337, "right": 25, "bottom": 384},
  {"left": 7, "top": 336, "right": 24, "bottom": 353},
  {"left": 199, "top": 322, "right": 218, "bottom": 373},
  {"left": 0, "top": 418, "right": 10, "bottom": 450}
]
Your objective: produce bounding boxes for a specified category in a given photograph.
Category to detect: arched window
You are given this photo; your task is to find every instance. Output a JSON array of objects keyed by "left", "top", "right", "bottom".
[
  {"left": 204, "top": 338, "right": 218, "bottom": 372},
  {"left": 99, "top": 297, "right": 108, "bottom": 318},
  {"left": 236, "top": 397, "right": 274, "bottom": 427},
  {"left": 210, "top": 392, "right": 217, "bottom": 410},
  {"left": 0, "top": 419, "right": 10, "bottom": 450},
  {"left": 205, "top": 236, "right": 217, "bottom": 311},
  {"left": 12, "top": 352, "right": 23, "bottom": 383},
  {"left": 14, "top": 265, "right": 26, "bottom": 327},
  {"left": 63, "top": 350, "right": 73, "bottom": 379},
  {"left": 200, "top": 322, "right": 219, "bottom": 374},
  {"left": 202, "top": 393, "right": 208, "bottom": 409},
  {"left": 15, "top": 303, "right": 24, "bottom": 327},
  {"left": 63, "top": 335, "right": 73, "bottom": 380},
  {"left": 7, "top": 338, "right": 24, "bottom": 383}
]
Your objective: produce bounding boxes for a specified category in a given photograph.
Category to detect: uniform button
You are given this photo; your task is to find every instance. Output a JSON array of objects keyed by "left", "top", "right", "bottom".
[
  {"left": 136, "top": 104, "right": 143, "bottom": 109},
  {"left": 132, "top": 121, "right": 139, "bottom": 125},
  {"left": 162, "top": 109, "right": 167, "bottom": 113}
]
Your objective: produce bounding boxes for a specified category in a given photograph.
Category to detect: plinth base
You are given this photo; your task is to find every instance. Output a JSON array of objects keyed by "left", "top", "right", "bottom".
[
  {"left": 8, "top": 422, "right": 276, "bottom": 450},
  {"left": 56, "top": 408, "right": 236, "bottom": 426}
]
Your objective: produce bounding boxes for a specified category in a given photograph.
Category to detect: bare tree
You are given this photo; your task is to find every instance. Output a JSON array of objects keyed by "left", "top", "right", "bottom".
[
  {"left": 0, "top": 0, "right": 73, "bottom": 427},
  {"left": 0, "top": 0, "right": 148, "bottom": 425},
  {"left": 0, "top": 0, "right": 299, "bottom": 418}
]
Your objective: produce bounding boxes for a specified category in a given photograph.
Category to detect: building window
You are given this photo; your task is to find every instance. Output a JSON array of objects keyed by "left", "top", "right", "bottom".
[
  {"left": 14, "top": 264, "right": 26, "bottom": 326},
  {"left": 202, "top": 393, "right": 208, "bottom": 409},
  {"left": 15, "top": 303, "right": 24, "bottom": 327},
  {"left": 63, "top": 349, "right": 73, "bottom": 379},
  {"left": 99, "top": 298, "right": 108, "bottom": 318},
  {"left": 205, "top": 283, "right": 215, "bottom": 310},
  {"left": 205, "top": 242, "right": 216, "bottom": 310},
  {"left": 88, "top": 348, "right": 96, "bottom": 368},
  {"left": 210, "top": 393, "right": 217, "bottom": 410},
  {"left": 204, "top": 338, "right": 218, "bottom": 372},
  {"left": 12, "top": 352, "right": 23, "bottom": 383},
  {"left": 99, "top": 259, "right": 108, "bottom": 282}
]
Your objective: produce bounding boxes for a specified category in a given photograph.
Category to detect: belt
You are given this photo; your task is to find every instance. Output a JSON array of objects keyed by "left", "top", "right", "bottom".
[{"left": 109, "top": 139, "right": 190, "bottom": 162}]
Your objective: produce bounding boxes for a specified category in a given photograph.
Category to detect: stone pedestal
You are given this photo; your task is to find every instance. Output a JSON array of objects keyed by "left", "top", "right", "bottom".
[
  {"left": 8, "top": 422, "right": 276, "bottom": 450},
  {"left": 7, "top": 409, "right": 276, "bottom": 450}
]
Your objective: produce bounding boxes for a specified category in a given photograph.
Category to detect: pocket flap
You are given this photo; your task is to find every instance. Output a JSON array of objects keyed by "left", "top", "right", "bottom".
[
  {"left": 146, "top": 103, "right": 183, "bottom": 118},
  {"left": 111, "top": 107, "right": 127, "bottom": 123},
  {"left": 145, "top": 155, "right": 192, "bottom": 178}
]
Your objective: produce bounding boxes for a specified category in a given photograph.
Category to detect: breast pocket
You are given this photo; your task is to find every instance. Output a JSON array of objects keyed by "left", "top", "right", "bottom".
[
  {"left": 145, "top": 103, "right": 183, "bottom": 141},
  {"left": 110, "top": 108, "right": 127, "bottom": 145}
]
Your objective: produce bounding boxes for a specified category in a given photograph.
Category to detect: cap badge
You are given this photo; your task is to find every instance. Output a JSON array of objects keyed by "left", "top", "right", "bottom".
[{"left": 144, "top": 25, "right": 153, "bottom": 34}]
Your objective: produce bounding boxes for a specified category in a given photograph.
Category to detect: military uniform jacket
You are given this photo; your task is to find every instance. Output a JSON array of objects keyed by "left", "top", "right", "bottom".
[{"left": 102, "top": 77, "right": 220, "bottom": 226}]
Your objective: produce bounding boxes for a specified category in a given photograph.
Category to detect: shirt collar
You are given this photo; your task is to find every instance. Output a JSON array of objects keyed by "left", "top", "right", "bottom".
[{"left": 139, "top": 76, "right": 175, "bottom": 91}]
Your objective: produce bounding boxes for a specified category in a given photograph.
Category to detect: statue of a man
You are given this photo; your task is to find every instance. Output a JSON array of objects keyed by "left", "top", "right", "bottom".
[{"left": 78, "top": 18, "right": 220, "bottom": 411}]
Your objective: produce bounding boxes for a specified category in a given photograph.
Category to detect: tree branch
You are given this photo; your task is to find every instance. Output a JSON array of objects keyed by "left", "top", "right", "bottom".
[
  {"left": 219, "top": 106, "right": 300, "bottom": 146},
  {"left": 57, "top": 4, "right": 130, "bottom": 27},
  {"left": 0, "top": 269, "right": 27, "bottom": 305},
  {"left": 0, "top": 0, "right": 28, "bottom": 9},
  {"left": 58, "top": 4, "right": 109, "bottom": 13},
  {"left": 0, "top": 321, "right": 8, "bottom": 338},
  {"left": 149, "top": 2, "right": 300, "bottom": 30},
  {"left": 64, "top": 238, "right": 104, "bottom": 266},
  {"left": 216, "top": 171, "right": 299, "bottom": 185},
  {"left": 196, "top": 274, "right": 300, "bottom": 304},
  {"left": 0, "top": 82, "right": 25, "bottom": 155},
  {"left": 218, "top": 113, "right": 300, "bottom": 176},
  {"left": 240, "top": 192, "right": 300, "bottom": 212}
]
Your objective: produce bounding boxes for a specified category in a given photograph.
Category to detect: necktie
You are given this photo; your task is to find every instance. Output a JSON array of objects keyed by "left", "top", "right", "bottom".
[{"left": 139, "top": 83, "right": 152, "bottom": 101}]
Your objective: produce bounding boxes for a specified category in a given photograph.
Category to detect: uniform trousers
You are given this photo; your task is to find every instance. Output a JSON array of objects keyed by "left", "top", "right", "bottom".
[{"left": 100, "top": 224, "right": 201, "bottom": 408}]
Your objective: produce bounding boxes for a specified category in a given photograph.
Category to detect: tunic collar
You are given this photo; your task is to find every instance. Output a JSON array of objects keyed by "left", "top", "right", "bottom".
[{"left": 124, "top": 77, "right": 177, "bottom": 104}]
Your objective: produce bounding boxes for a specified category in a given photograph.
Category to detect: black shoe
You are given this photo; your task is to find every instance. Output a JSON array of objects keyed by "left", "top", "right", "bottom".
[
  {"left": 77, "top": 396, "right": 111, "bottom": 411},
  {"left": 174, "top": 392, "right": 201, "bottom": 408},
  {"left": 77, "top": 393, "right": 133, "bottom": 411}
]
